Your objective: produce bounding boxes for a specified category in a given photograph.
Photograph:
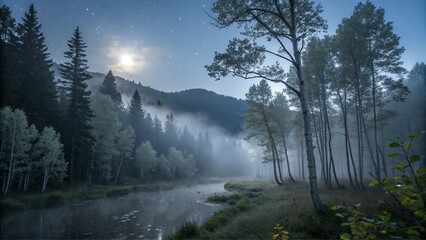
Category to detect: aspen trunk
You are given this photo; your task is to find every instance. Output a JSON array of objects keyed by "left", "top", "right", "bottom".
[{"left": 4, "top": 119, "right": 17, "bottom": 195}]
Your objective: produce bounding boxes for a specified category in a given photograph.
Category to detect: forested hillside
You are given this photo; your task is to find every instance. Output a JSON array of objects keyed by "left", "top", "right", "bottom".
[{"left": 52, "top": 63, "right": 247, "bottom": 134}]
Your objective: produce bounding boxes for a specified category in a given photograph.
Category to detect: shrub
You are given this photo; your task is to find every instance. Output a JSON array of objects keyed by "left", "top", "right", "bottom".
[
  {"left": 106, "top": 188, "right": 129, "bottom": 197},
  {"left": 0, "top": 199, "right": 26, "bottom": 214},
  {"left": 273, "top": 224, "right": 289, "bottom": 240},
  {"left": 169, "top": 221, "right": 200, "bottom": 240},
  {"left": 44, "top": 192, "right": 66, "bottom": 206},
  {"left": 334, "top": 131, "right": 426, "bottom": 239},
  {"left": 206, "top": 193, "right": 242, "bottom": 204}
]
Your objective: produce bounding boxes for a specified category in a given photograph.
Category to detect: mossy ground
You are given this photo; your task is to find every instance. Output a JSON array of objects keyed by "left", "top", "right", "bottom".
[{"left": 169, "top": 179, "right": 384, "bottom": 239}]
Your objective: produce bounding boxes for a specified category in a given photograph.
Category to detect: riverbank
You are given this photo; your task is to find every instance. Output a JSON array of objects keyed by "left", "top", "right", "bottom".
[
  {"left": 169, "top": 180, "right": 383, "bottom": 239},
  {"left": 0, "top": 178, "right": 221, "bottom": 217}
]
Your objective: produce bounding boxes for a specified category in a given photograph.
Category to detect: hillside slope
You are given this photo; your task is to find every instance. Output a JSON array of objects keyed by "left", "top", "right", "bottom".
[{"left": 52, "top": 64, "right": 247, "bottom": 134}]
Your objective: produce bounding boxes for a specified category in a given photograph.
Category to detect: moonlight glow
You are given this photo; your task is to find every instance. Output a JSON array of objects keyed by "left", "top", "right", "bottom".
[{"left": 120, "top": 55, "right": 134, "bottom": 67}]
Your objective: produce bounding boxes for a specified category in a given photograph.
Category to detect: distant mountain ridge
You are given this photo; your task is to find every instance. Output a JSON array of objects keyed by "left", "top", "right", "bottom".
[{"left": 52, "top": 63, "right": 247, "bottom": 134}]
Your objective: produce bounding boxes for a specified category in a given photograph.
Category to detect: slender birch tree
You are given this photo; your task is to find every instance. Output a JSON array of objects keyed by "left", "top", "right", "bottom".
[{"left": 205, "top": 0, "right": 326, "bottom": 211}]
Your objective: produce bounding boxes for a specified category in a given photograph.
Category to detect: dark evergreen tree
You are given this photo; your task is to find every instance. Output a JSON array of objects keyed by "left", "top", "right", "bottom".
[
  {"left": 99, "top": 70, "right": 122, "bottom": 106},
  {"left": 15, "top": 4, "right": 59, "bottom": 129},
  {"left": 0, "top": 5, "right": 15, "bottom": 41},
  {"left": 128, "top": 90, "right": 144, "bottom": 147},
  {"left": 144, "top": 113, "right": 154, "bottom": 144},
  {"left": 0, "top": 5, "right": 19, "bottom": 108},
  {"left": 203, "top": 131, "right": 214, "bottom": 174},
  {"left": 151, "top": 114, "right": 163, "bottom": 153},
  {"left": 179, "top": 125, "right": 195, "bottom": 154},
  {"left": 163, "top": 113, "right": 178, "bottom": 151},
  {"left": 60, "top": 26, "right": 94, "bottom": 182},
  {"left": 195, "top": 131, "right": 214, "bottom": 176}
]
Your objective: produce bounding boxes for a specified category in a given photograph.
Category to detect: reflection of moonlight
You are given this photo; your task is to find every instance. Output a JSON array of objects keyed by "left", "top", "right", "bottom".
[{"left": 120, "top": 55, "right": 134, "bottom": 67}]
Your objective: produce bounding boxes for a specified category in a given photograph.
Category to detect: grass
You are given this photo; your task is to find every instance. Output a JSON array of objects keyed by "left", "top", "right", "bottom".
[
  {"left": 168, "top": 222, "right": 200, "bottom": 240},
  {"left": 168, "top": 179, "right": 385, "bottom": 239},
  {"left": 0, "top": 177, "right": 222, "bottom": 217}
]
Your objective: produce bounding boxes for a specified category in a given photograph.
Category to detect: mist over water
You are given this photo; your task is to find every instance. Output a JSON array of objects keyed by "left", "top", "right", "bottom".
[{"left": 1, "top": 183, "right": 227, "bottom": 239}]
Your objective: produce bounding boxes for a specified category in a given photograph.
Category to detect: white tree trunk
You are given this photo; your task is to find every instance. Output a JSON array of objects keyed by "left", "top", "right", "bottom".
[{"left": 4, "top": 119, "right": 16, "bottom": 195}]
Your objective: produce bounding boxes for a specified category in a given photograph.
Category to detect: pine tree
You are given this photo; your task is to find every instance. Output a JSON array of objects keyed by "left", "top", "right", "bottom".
[
  {"left": 179, "top": 125, "right": 195, "bottom": 153},
  {"left": 0, "top": 5, "right": 19, "bottom": 108},
  {"left": 128, "top": 90, "right": 144, "bottom": 147},
  {"left": 60, "top": 26, "right": 94, "bottom": 183},
  {"left": 15, "top": 4, "right": 59, "bottom": 129},
  {"left": 144, "top": 113, "right": 154, "bottom": 144},
  {"left": 152, "top": 115, "right": 163, "bottom": 153},
  {"left": 164, "top": 113, "right": 178, "bottom": 151},
  {"left": 99, "top": 70, "right": 122, "bottom": 106}
]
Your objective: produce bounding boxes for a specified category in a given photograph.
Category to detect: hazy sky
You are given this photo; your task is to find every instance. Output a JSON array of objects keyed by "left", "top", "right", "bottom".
[{"left": 4, "top": 0, "right": 426, "bottom": 99}]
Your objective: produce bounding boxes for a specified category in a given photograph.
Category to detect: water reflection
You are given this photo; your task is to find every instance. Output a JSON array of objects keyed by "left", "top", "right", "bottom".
[{"left": 1, "top": 183, "right": 226, "bottom": 239}]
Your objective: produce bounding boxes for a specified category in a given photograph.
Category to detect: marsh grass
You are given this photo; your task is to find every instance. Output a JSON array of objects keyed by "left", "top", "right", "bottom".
[
  {"left": 169, "top": 179, "right": 384, "bottom": 239},
  {"left": 168, "top": 221, "right": 200, "bottom": 240}
]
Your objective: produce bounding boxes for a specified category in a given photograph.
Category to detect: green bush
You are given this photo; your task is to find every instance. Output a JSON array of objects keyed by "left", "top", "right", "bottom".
[
  {"left": 234, "top": 199, "right": 253, "bottom": 212},
  {"left": 106, "top": 188, "right": 129, "bottom": 197},
  {"left": 0, "top": 199, "right": 26, "bottom": 214},
  {"left": 203, "top": 199, "right": 254, "bottom": 232},
  {"left": 203, "top": 209, "right": 235, "bottom": 232},
  {"left": 44, "top": 192, "right": 66, "bottom": 206},
  {"left": 206, "top": 193, "right": 242, "bottom": 204},
  {"left": 169, "top": 221, "right": 200, "bottom": 240},
  {"left": 333, "top": 131, "right": 426, "bottom": 239}
]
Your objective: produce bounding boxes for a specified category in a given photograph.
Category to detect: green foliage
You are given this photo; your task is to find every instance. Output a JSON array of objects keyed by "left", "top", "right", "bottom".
[
  {"left": 98, "top": 70, "right": 122, "bottom": 105},
  {"left": 203, "top": 199, "right": 253, "bottom": 232},
  {"left": 60, "top": 26, "right": 94, "bottom": 182},
  {"left": 128, "top": 90, "right": 144, "bottom": 146},
  {"left": 44, "top": 192, "right": 66, "bottom": 207},
  {"left": 0, "top": 199, "right": 26, "bottom": 215},
  {"left": 91, "top": 93, "right": 120, "bottom": 183},
  {"left": 0, "top": 107, "right": 38, "bottom": 194},
  {"left": 35, "top": 126, "right": 67, "bottom": 192},
  {"left": 207, "top": 193, "right": 242, "bottom": 205},
  {"left": 166, "top": 147, "right": 197, "bottom": 179},
  {"left": 168, "top": 222, "right": 200, "bottom": 240},
  {"left": 332, "top": 204, "right": 394, "bottom": 239},
  {"left": 0, "top": 5, "right": 19, "bottom": 109},
  {"left": 333, "top": 131, "right": 426, "bottom": 239},
  {"left": 113, "top": 126, "right": 135, "bottom": 183},
  {"left": 273, "top": 223, "right": 289, "bottom": 240},
  {"left": 106, "top": 188, "right": 129, "bottom": 197},
  {"left": 15, "top": 4, "right": 59, "bottom": 130},
  {"left": 135, "top": 141, "right": 157, "bottom": 179}
]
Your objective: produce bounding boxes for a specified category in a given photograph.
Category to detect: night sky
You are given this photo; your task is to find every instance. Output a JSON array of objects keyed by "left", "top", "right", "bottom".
[{"left": 3, "top": 0, "right": 426, "bottom": 99}]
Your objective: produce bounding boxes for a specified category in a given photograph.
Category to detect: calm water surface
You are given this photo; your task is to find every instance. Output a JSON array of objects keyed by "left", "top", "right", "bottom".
[{"left": 1, "top": 183, "right": 227, "bottom": 239}]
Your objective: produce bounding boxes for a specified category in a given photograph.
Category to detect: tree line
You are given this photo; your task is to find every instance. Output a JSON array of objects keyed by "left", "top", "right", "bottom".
[
  {"left": 0, "top": 4, "right": 235, "bottom": 194},
  {"left": 205, "top": 0, "right": 425, "bottom": 212}
]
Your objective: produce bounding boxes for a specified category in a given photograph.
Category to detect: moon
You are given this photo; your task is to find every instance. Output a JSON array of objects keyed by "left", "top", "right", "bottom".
[{"left": 120, "top": 54, "right": 134, "bottom": 67}]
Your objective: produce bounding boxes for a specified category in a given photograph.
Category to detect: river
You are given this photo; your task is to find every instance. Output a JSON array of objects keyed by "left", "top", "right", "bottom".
[{"left": 1, "top": 182, "right": 227, "bottom": 239}]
